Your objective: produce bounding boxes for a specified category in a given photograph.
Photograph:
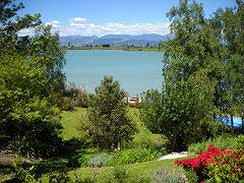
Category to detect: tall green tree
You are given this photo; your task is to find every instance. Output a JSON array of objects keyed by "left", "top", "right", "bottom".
[
  {"left": 210, "top": 0, "right": 244, "bottom": 128},
  {"left": 0, "top": 53, "right": 63, "bottom": 158},
  {"left": 141, "top": 0, "right": 230, "bottom": 150},
  {"left": 87, "top": 76, "right": 136, "bottom": 150},
  {"left": 162, "top": 0, "right": 225, "bottom": 149},
  {"left": 0, "top": 0, "right": 65, "bottom": 157}
]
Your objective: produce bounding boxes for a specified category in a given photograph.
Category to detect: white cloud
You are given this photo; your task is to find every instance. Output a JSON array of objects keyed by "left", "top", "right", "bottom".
[
  {"left": 18, "top": 28, "right": 35, "bottom": 36},
  {"left": 51, "top": 17, "right": 170, "bottom": 36},
  {"left": 46, "top": 20, "right": 60, "bottom": 28},
  {"left": 70, "top": 17, "right": 88, "bottom": 26},
  {"left": 18, "top": 17, "right": 170, "bottom": 37}
]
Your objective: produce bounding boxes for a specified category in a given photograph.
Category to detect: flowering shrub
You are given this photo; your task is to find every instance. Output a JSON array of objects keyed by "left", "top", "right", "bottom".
[
  {"left": 175, "top": 145, "right": 233, "bottom": 182},
  {"left": 176, "top": 145, "right": 232, "bottom": 169},
  {"left": 207, "top": 149, "right": 244, "bottom": 183}
]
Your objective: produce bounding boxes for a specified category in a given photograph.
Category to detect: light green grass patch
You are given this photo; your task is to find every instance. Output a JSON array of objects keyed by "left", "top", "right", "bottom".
[
  {"left": 60, "top": 107, "right": 143, "bottom": 140},
  {"left": 68, "top": 159, "right": 175, "bottom": 181},
  {"left": 60, "top": 107, "right": 88, "bottom": 140}
]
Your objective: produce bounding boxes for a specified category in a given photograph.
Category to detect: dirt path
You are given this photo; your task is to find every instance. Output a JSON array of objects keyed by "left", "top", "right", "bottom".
[{"left": 158, "top": 152, "right": 188, "bottom": 161}]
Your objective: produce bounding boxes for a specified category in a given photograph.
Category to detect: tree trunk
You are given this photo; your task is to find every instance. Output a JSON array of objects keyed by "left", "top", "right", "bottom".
[
  {"left": 242, "top": 116, "right": 244, "bottom": 130},
  {"left": 230, "top": 115, "right": 234, "bottom": 128},
  {"left": 213, "top": 113, "right": 216, "bottom": 121}
]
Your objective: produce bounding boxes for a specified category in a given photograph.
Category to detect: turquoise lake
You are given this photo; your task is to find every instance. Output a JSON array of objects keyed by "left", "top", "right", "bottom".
[
  {"left": 64, "top": 50, "right": 163, "bottom": 96},
  {"left": 64, "top": 50, "right": 242, "bottom": 127}
]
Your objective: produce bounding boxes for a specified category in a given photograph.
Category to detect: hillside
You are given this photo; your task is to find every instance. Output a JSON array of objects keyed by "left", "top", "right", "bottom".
[{"left": 60, "top": 33, "right": 174, "bottom": 47}]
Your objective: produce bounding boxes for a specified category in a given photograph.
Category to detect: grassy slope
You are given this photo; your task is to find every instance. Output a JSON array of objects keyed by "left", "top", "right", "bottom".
[
  {"left": 69, "top": 159, "right": 174, "bottom": 179},
  {"left": 41, "top": 159, "right": 176, "bottom": 182},
  {"left": 56, "top": 107, "right": 180, "bottom": 182},
  {"left": 60, "top": 107, "right": 88, "bottom": 140},
  {"left": 60, "top": 107, "right": 144, "bottom": 140}
]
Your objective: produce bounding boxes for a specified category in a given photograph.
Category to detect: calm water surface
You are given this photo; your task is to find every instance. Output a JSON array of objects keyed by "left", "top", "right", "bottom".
[
  {"left": 64, "top": 50, "right": 242, "bottom": 127},
  {"left": 64, "top": 50, "right": 163, "bottom": 96}
]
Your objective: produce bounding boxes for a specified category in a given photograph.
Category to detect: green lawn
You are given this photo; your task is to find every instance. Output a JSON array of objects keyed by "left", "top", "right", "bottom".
[
  {"left": 60, "top": 107, "right": 88, "bottom": 140},
  {"left": 69, "top": 159, "right": 174, "bottom": 179},
  {"left": 41, "top": 159, "right": 179, "bottom": 182},
  {"left": 57, "top": 107, "right": 184, "bottom": 182},
  {"left": 60, "top": 107, "right": 143, "bottom": 140}
]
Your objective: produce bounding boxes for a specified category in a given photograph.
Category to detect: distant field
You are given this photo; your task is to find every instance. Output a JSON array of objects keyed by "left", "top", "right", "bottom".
[{"left": 65, "top": 47, "right": 161, "bottom": 52}]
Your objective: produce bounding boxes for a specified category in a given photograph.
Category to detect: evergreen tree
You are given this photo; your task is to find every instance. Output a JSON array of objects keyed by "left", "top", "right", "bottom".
[{"left": 87, "top": 76, "right": 136, "bottom": 150}]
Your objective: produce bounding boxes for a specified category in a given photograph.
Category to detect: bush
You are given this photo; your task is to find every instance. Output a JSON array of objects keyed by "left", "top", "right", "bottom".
[
  {"left": 78, "top": 147, "right": 160, "bottom": 168},
  {"left": 132, "top": 128, "right": 168, "bottom": 153},
  {"left": 98, "top": 166, "right": 150, "bottom": 183},
  {"left": 48, "top": 171, "right": 71, "bottom": 183},
  {"left": 152, "top": 168, "right": 187, "bottom": 183},
  {"left": 7, "top": 168, "right": 37, "bottom": 183},
  {"left": 188, "top": 135, "right": 244, "bottom": 155},
  {"left": 207, "top": 149, "right": 244, "bottom": 183},
  {"left": 77, "top": 149, "right": 113, "bottom": 168},
  {"left": 176, "top": 145, "right": 238, "bottom": 182},
  {"left": 111, "top": 166, "right": 128, "bottom": 183},
  {"left": 76, "top": 177, "right": 96, "bottom": 183},
  {"left": 32, "top": 159, "right": 69, "bottom": 178},
  {"left": 76, "top": 90, "right": 89, "bottom": 108},
  {"left": 184, "top": 170, "right": 198, "bottom": 183},
  {"left": 109, "top": 148, "right": 160, "bottom": 166},
  {"left": 86, "top": 153, "right": 113, "bottom": 168},
  {"left": 235, "top": 135, "right": 244, "bottom": 150},
  {"left": 62, "top": 97, "right": 75, "bottom": 111},
  {"left": 73, "top": 173, "right": 97, "bottom": 183}
]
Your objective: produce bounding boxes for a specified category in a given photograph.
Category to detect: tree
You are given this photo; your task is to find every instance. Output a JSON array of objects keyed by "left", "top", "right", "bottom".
[
  {"left": 0, "top": 0, "right": 65, "bottom": 158},
  {"left": 140, "top": 0, "right": 229, "bottom": 150},
  {"left": 140, "top": 89, "right": 162, "bottom": 133},
  {"left": 141, "top": 70, "right": 222, "bottom": 150},
  {"left": 210, "top": 1, "right": 244, "bottom": 128},
  {"left": 29, "top": 25, "right": 66, "bottom": 98},
  {"left": 0, "top": 0, "right": 41, "bottom": 53},
  {"left": 86, "top": 76, "right": 136, "bottom": 150},
  {"left": 0, "top": 53, "right": 63, "bottom": 158}
]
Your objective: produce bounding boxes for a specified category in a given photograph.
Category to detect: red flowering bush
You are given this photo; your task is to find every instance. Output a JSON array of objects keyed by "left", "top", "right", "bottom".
[
  {"left": 175, "top": 145, "right": 233, "bottom": 182},
  {"left": 208, "top": 149, "right": 244, "bottom": 183}
]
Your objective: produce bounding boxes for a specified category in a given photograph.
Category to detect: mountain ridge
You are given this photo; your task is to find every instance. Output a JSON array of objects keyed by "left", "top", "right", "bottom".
[{"left": 60, "top": 33, "right": 173, "bottom": 47}]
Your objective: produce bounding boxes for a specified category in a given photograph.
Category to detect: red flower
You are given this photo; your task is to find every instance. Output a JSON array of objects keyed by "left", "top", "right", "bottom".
[
  {"left": 175, "top": 145, "right": 237, "bottom": 182},
  {"left": 175, "top": 145, "right": 233, "bottom": 170}
]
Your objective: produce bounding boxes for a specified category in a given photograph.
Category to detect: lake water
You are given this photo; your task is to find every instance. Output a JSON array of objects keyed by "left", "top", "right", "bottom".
[
  {"left": 64, "top": 50, "right": 163, "bottom": 96},
  {"left": 64, "top": 50, "right": 242, "bottom": 127}
]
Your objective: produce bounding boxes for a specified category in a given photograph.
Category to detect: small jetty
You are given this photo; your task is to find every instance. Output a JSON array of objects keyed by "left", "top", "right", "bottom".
[{"left": 126, "top": 96, "right": 141, "bottom": 107}]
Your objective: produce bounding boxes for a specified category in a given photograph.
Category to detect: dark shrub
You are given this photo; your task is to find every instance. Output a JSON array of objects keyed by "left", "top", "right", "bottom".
[{"left": 48, "top": 171, "right": 70, "bottom": 183}]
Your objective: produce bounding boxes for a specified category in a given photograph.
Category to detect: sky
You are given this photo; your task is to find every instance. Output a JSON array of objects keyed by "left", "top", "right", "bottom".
[{"left": 19, "top": 0, "right": 237, "bottom": 36}]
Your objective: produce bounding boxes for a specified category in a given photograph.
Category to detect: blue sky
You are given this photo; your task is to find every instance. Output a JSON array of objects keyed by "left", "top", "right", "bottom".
[{"left": 19, "top": 0, "right": 236, "bottom": 36}]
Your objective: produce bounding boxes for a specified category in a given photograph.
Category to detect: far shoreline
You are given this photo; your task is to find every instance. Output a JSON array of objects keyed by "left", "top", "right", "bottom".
[{"left": 63, "top": 47, "right": 162, "bottom": 52}]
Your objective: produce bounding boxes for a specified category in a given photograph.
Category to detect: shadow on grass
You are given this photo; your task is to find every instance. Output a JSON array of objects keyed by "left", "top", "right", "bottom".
[{"left": 31, "top": 137, "right": 86, "bottom": 179}]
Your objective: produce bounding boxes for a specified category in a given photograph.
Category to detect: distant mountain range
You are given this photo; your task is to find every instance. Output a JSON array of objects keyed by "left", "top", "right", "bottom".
[{"left": 60, "top": 33, "right": 174, "bottom": 47}]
